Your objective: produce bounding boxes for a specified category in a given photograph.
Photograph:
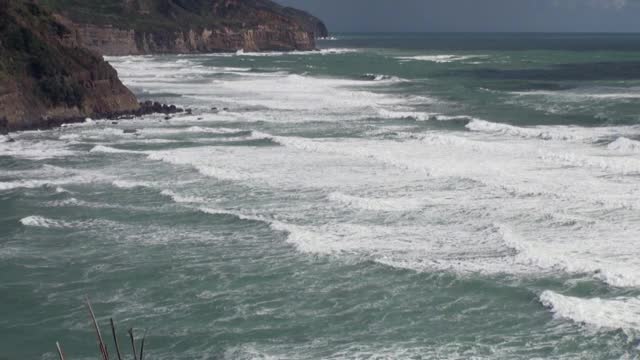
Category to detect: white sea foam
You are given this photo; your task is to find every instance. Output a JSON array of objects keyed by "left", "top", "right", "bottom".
[
  {"left": 397, "top": 55, "right": 487, "bottom": 63},
  {"left": 198, "top": 207, "right": 266, "bottom": 223},
  {"left": 58, "top": 133, "right": 81, "bottom": 141},
  {"left": 118, "top": 138, "right": 179, "bottom": 144},
  {"left": 607, "top": 137, "right": 640, "bottom": 153},
  {"left": 190, "top": 48, "right": 358, "bottom": 58},
  {"left": 47, "top": 197, "right": 82, "bottom": 207},
  {"left": 187, "top": 126, "right": 244, "bottom": 134},
  {"left": 90, "top": 145, "right": 144, "bottom": 154},
  {"left": 265, "top": 131, "right": 640, "bottom": 209},
  {"left": 20, "top": 215, "right": 114, "bottom": 231},
  {"left": 194, "top": 197, "right": 640, "bottom": 287},
  {"left": 112, "top": 180, "right": 157, "bottom": 189},
  {"left": 466, "top": 119, "right": 587, "bottom": 141},
  {"left": 377, "top": 110, "right": 478, "bottom": 122},
  {"left": 496, "top": 224, "right": 640, "bottom": 288},
  {"left": 57, "top": 117, "right": 95, "bottom": 128},
  {"left": 161, "top": 190, "right": 208, "bottom": 204},
  {"left": 210, "top": 73, "right": 404, "bottom": 114},
  {"left": 269, "top": 221, "right": 525, "bottom": 275},
  {"left": 238, "top": 133, "right": 640, "bottom": 284},
  {"left": 0, "top": 171, "right": 107, "bottom": 192},
  {"left": 512, "top": 88, "right": 640, "bottom": 100},
  {"left": 162, "top": 129, "right": 640, "bottom": 200},
  {"left": 59, "top": 127, "right": 131, "bottom": 141},
  {"left": 268, "top": 221, "right": 336, "bottom": 254},
  {"left": 0, "top": 139, "right": 77, "bottom": 160},
  {"left": 328, "top": 192, "right": 424, "bottom": 211},
  {"left": 538, "top": 150, "right": 640, "bottom": 175},
  {"left": 197, "top": 207, "right": 462, "bottom": 258},
  {"left": 377, "top": 109, "right": 438, "bottom": 121},
  {"left": 224, "top": 70, "right": 289, "bottom": 78},
  {"left": 0, "top": 180, "right": 50, "bottom": 191},
  {"left": 148, "top": 148, "right": 253, "bottom": 182},
  {"left": 97, "top": 55, "right": 640, "bottom": 293},
  {"left": 232, "top": 48, "right": 358, "bottom": 57},
  {"left": 363, "top": 74, "right": 406, "bottom": 82},
  {"left": 540, "top": 291, "right": 640, "bottom": 331},
  {"left": 264, "top": 134, "right": 431, "bottom": 174},
  {"left": 20, "top": 216, "right": 71, "bottom": 229},
  {"left": 109, "top": 56, "right": 409, "bottom": 123},
  {"left": 223, "top": 342, "right": 525, "bottom": 360},
  {"left": 136, "top": 127, "right": 246, "bottom": 136},
  {"left": 466, "top": 118, "right": 640, "bottom": 144}
]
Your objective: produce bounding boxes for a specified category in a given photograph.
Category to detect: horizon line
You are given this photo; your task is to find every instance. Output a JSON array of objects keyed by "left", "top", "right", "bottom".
[{"left": 325, "top": 31, "right": 640, "bottom": 35}]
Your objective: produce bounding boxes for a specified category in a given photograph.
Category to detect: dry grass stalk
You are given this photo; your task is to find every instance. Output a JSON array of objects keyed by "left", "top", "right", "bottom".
[
  {"left": 55, "top": 298, "right": 147, "bottom": 360},
  {"left": 55, "top": 341, "right": 65, "bottom": 360},
  {"left": 110, "top": 318, "right": 123, "bottom": 360}
]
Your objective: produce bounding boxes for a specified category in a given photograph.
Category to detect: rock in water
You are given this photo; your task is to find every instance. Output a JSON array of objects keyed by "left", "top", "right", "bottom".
[
  {"left": 0, "top": 0, "right": 140, "bottom": 131},
  {"left": 40, "top": 0, "right": 329, "bottom": 55}
]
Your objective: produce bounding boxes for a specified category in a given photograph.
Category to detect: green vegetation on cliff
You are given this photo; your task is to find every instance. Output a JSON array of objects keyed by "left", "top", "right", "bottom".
[
  {"left": 1, "top": 0, "right": 85, "bottom": 107},
  {"left": 0, "top": 0, "right": 139, "bottom": 131},
  {"left": 39, "top": 0, "right": 328, "bottom": 37}
]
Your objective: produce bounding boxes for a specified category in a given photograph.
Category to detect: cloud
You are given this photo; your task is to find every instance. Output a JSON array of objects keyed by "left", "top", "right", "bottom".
[
  {"left": 598, "top": 0, "right": 628, "bottom": 8},
  {"left": 554, "top": 0, "right": 629, "bottom": 8}
]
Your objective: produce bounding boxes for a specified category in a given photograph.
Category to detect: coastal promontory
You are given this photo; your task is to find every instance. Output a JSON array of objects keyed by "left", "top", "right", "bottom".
[
  {"left": 40, "top": 0, "right": 329, "bottom": 55},
  {"left": 0, "top": 0, "right": 328, "bottom": 131},
  {"left": 0, "top": 0, "right": 140, "bottom": 132}
]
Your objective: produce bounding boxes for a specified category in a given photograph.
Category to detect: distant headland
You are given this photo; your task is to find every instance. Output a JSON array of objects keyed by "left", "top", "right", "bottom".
[{"left": 0, "top": 0, "right": 328, "bottom": 132}]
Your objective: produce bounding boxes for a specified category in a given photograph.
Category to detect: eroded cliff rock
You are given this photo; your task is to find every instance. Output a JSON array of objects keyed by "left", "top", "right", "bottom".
[
  {"left": 41, "top": 0, "right": 329, "bottom": 55},
  {"left": 0, "top": 0, "right": 140, "bottom": 132}
]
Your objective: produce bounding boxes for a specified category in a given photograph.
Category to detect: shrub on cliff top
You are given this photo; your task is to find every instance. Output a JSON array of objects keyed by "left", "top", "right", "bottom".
[
  {"left": 38, "top": 75, "right": 84, "bottom": 107},
  {"left": 0, "top": 1, "right": 85, "bottom": 107}
]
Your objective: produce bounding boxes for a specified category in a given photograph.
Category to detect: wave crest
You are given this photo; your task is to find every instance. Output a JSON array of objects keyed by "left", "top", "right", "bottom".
[
  {"left": 540, "top": 291, "right": 640, "bottom": 331},
  {"left": 397, "top": 54, "right": 487, "bottom": 63},
  {"left": 608, "top": 137, "right": 640, "bottom": 153},
  {"left": 328, "top": 192, "right": 424, "bottom": 212},
  {"left": 20, "top": 216, "right": 71, "bottom": 229}
]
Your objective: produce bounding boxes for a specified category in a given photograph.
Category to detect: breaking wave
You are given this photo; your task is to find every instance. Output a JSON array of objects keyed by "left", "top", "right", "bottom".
[
  {"left": 161, "top": 190, "right": 208, "bottom": 204},
  {"left": 204, "top": 48, "right": 359, "bottom": 57},
  {"left": 111, "top": 180, "right": 157, "bottom": 189},
  {"left": 362, "top": 74, "right": 406, "bottom": 82},
  {"left": 497, "top": 224, "right": 640, "bottom": 288},
  {"left": 540, "top": 291, "right": 640, "bottom": 331},
  {"left": 328, "top": 192, "right": 424, "bottom": 212},
  {"left": 607, "top": 137, "right": 640, "bottom": 153},
  {"left": 396, "top": 54, "right": 487, "bottom": 63},
  {"left": 90, "top": 145, "right": 144, "bottom": 154},
  {"left": 0, "top": 139, "right": 77, "bottom": 160},
  {"left": 465, "top": 118, "right": 640, "bottom": 144},
  {"left": 20, "top": 216, "right": 73, "bottom": 229},
  {"left": 466, "top": 119, "right": 587, "bottom": 141}
]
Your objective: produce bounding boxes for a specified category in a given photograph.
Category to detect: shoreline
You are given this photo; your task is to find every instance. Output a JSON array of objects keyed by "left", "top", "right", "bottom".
[{"left": 0, "top": 101, "right": 186, "bottom": 135}]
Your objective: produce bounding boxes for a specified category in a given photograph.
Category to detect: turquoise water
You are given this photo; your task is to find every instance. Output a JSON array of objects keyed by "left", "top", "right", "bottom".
[{"left": 2, "top": 33, "right": 640, "bottom": 359}]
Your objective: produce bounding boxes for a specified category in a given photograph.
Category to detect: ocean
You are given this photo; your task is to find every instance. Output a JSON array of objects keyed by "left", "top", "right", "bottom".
[{"left": 1, "top": 33, "right": 640, "bottom": 359}]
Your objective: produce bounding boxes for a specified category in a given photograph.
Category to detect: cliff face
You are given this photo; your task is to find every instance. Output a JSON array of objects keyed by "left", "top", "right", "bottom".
[
  {"left": 282, "top": 6, "right": 329, "bottom": 39},
  {"left": 40, "top": 0, "right": 329, "bottom": 55},
  {"left": 69, "top": 22, "right": 316, "bottom": 56},
  {"left": 0, "top": 0, "right": 139, "bottom": 132}
]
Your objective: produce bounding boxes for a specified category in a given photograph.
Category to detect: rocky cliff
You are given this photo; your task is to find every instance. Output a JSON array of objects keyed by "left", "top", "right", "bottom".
[
  {"left": 0, "top": 0, "right": 140, "bottom": 132},
  {"left": 40, "top": 0, "right": 329, "bottom": 55}
]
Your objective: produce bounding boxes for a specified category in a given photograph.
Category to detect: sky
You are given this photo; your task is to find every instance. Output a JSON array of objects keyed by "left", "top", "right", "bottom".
[{"left": 276, "top": 0, "right": 640, "bottom": 33}]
